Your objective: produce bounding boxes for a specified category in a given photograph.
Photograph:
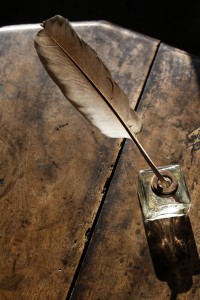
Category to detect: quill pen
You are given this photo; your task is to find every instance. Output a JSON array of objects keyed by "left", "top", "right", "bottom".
[{"left": 33, "top": 15, "right": 167, "bottom": 186}]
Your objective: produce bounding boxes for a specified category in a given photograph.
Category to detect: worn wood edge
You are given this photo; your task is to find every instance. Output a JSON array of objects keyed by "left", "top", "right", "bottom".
[{"left": 0, "top": 20, "right": 159, "bottom": 45}]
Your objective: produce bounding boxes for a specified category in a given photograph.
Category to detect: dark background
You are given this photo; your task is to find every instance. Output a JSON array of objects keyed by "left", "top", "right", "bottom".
[{"left": 1, "top": 1, "right": 200, "bottom": 57}]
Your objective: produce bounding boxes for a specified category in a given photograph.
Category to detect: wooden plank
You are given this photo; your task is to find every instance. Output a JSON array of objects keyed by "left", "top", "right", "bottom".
[
  {"left": 70, "top": 44, "right": 200, "bottom": 299},
  {"left": 0, "top": 22, "right": 159, "bottom": 299}
]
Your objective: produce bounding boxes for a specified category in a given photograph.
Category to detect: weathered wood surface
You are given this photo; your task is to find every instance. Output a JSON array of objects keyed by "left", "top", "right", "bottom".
[
  {"left": 70, "top": 44, "right": 200, "bottom": 299},
  {"left": 0, "top": 22, "right": 159, "bottom": 299}
]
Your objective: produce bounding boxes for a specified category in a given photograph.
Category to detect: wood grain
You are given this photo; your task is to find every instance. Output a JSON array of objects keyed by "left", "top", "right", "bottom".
[
  {"left": 0, "top": 22, "right": 159, "bottom": 299},
  {"left": 70, "top": 44, "right": 200, "bottom": 299}
]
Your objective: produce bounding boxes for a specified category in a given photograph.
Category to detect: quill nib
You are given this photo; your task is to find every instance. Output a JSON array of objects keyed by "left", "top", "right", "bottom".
[{"left": 33, "top": 15, "right": 171, "bottom": 191}]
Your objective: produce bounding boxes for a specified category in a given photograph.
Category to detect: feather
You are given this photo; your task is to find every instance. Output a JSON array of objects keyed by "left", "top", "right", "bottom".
[
  {"left": 33, "top": 15, "right": 142, "bottom": 139},
  {"left": 33, "top": 15, "right": 170, "bottom": 187}
]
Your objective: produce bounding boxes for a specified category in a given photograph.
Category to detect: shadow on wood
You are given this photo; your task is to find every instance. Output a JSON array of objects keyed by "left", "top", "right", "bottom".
[{"left": 143, "top": 215, "right": 200, "bottom": 297}]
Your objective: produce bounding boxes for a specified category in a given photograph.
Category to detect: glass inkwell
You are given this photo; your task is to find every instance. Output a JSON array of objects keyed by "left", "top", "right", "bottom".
[
  {"left": 137, "top": 164, "right": 191, "bottom": 221},
  {"left": 130, "top": 134, "right": 191, "bottom": 222}
]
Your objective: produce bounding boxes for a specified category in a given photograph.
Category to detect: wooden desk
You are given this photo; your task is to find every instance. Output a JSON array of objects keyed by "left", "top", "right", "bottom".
[{"left": 1, "top": 21, "right": 200, "bottom": 300}]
